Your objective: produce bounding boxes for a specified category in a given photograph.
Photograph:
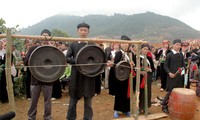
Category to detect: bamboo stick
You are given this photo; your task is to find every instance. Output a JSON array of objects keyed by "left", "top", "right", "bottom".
[
  {"left": 5, "top": 29, "right": 16, "bottom": 119},
  {"left": 0, "top": 34, "right": 147, "bottom": 44},
  {"left": 128, "top": 52, "right": 134, "bottom": 116},
  {"left": 134, "top": 44, "right": 141, "bottom": 120},
  {"left": 143, "top": 55, "right": 148, "bottom": 117}
]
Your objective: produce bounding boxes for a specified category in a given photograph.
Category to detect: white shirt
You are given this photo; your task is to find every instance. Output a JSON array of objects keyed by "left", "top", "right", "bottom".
[
  {"left": 63, "top": 50, "right": 68, "bottom": 56},
  {"left": 111, "top": 50, "right": 117, "bottom": 59},
  {"left": 0, "top": 49, "right": 6, "bottom": 60},
  {"left": 162, "top": 48, "right": 167, "bottom": 57},
  {"left": 171, "top": 49, "right": 180, "bottom": 54},
  {"left": 140, "top": 54, "right": 150, "bottom": 66},
  {"left": 120, "top": 50, "right": 130, "bottom": 62}
]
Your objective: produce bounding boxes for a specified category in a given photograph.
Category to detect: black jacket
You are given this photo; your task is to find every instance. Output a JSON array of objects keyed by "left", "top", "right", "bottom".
[
  {"left": 23, "top": 45, "right": 52, "bottom": 85},
  {"left": 66, "top": 42, "right": 95, "bottom": 98}
]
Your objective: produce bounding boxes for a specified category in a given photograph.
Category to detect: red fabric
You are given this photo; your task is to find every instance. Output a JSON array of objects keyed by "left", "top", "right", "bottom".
[
  {"left": 192, "top": 64, "right": 198, "bottom": 71},
  {"left": 163, "top": 40, "right": 170, "bottom": 45},
  {"left": 178, "top": 67, "right": 182, "bottom": 74},
  {"left": 140, "top": 76, "right": 146, "bottom": 88},
  {"left": 147, "top": 52, "right": 152, "bottom": 58},
  {"left": 163, "top": 42, "right": 169, "bottom": 45},
  {"left": 127, "top": 70, "right": 136, "bottom": 98}
]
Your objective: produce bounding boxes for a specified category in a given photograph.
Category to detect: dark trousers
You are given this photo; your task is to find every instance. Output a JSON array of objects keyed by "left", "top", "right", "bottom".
[
  {"left": 28, "top": 85, "right": 52, "bottom": 120},
  {"left": 156, "top": 66, "right": 160, "bottom": 80},
  {"left": 26, "top": 68, "right": 31, "bottom": 98},
  {"left": 0, "top": 71, "right": 8, "bottom": 103},
  {"left": 95, "top": 75, "right": 101, "bottom": 94},
  {"left": 160, "top": 63, "right": 167, "bottom": 89},
  {"left": 52, "top": 80, "right": 62, "bottom": 99},
  {"left": 67, "top": 97, "right": 93, "bottom": 120},
  {"left": 152, "top": 70, "right": 157, "bottom": 81},
  {"left": 0, "top": 71, "right": 14, "bottom": 103},
  {"left": 162, "top": 92, "right": 171, "bottom": 107}
]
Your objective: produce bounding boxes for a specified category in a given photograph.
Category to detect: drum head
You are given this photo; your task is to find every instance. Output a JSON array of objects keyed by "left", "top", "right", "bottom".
[
  {"left": 76, "top": 45, "right": 106, "bottom": 77},
  {"left": 172, "top": 88, "right": 195, "bottom": 95},
  {"left": 115, "top": 61, "right": 131, "bottom": 81},
  {"left": 28, "top": 46, "right": 66, "bottom": 82}
]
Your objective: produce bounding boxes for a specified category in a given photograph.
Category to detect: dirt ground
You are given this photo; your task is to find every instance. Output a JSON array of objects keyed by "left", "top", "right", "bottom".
[{"left": 0, "top": 81, "right": 200, "bottom": 120}]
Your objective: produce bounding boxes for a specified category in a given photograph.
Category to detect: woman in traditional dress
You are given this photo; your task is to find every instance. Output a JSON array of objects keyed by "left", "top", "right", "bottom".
[{"left": 107, "top": 35, "right": 135, "bottom": 118}]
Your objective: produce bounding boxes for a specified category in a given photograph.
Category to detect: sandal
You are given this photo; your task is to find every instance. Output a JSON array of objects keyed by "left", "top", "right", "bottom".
[
  {"left": 124, "top": 112, "right": 130, "bottom": 117},
  {"left": 114, "top": 111, "right": 119, "bottom": 118}
]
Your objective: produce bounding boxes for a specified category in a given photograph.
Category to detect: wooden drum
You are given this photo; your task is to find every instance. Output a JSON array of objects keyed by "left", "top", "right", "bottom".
[{"left": 168, "top": 88, "right": 197, "bottom": 120}]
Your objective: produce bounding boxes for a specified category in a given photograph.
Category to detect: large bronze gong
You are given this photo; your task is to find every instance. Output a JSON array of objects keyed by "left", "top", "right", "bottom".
[
  {"left": 76, "top": 45, "right": 106, "bottom": 77},
  {"left": 115, "top": 61, "right": 131, "bottom": 81},
  {"left": 28, "top": 46, "right": 66, "bottom": 82}
]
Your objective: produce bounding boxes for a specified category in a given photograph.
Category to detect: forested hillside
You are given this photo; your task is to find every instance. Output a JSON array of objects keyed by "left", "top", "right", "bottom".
[{"left": 20, "top": 12, "right": 200, "bottom": 43}]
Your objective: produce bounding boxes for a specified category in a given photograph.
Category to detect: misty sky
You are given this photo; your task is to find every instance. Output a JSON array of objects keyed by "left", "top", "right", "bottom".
[{"left": 1, "top": 0, "right": 200, "bottom": 30}]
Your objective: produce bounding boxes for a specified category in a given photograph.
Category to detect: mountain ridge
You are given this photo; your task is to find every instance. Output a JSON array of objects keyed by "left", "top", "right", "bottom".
[{"left": 20, "top": 12, "right": 200, "bottom": 43}]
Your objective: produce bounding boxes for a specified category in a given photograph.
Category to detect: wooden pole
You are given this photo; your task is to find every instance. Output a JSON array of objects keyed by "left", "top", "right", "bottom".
[
  {"left": 143, "top": 55, "right": 148, "bottom": 117},
  {"left": 128, "top": 52, "right": 134, "bottom": 116},
  {"left": 134, "top": 44, "right": 141, "bottom": 120},
  {"left": 5, "top": 29, "right": 16, "bottom": 118},
  {"left": 0, "top": 34, "right": 148, "bottom": 44}
]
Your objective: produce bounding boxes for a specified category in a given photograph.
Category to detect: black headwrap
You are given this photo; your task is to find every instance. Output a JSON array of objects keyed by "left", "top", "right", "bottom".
[
  {"left": 41, "top": 29, "right": 51, "bottom": 36},
  {"left": 141, "top": 43, "right": 150, "bottom": 49},
  {"left": 77, "top": 22, "right": 90, "bottom": 29},
  {"left": 173, "top": 39, "right": 181, "bottom": 44},
  {"left": 121, "top": 35, "right": 131, "bottom": 41},
  {"left": 120, "top": 35, "right": 132, "bottom": 52}
]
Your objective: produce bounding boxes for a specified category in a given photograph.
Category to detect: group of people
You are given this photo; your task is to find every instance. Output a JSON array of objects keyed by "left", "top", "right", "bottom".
[
  {"left": 154, "top": 39, "right": 200, "bottom": 113},
  {"left": 0, "top": 22, "right": 200, "bottom": 120},
  {"left": 0, "top": 38, "right": 21, "bottom": 103}
]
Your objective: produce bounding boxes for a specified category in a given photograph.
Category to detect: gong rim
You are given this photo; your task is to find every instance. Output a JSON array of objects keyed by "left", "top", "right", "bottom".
[
  {"left": 28, "top": 46, "right": 66, "bottom": 82},
  {"left": 115, "top": 61, "right": 131, "bottom": 81},
  {"left": 75, "top": 45, "right": 106, "bottom": 77}
]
